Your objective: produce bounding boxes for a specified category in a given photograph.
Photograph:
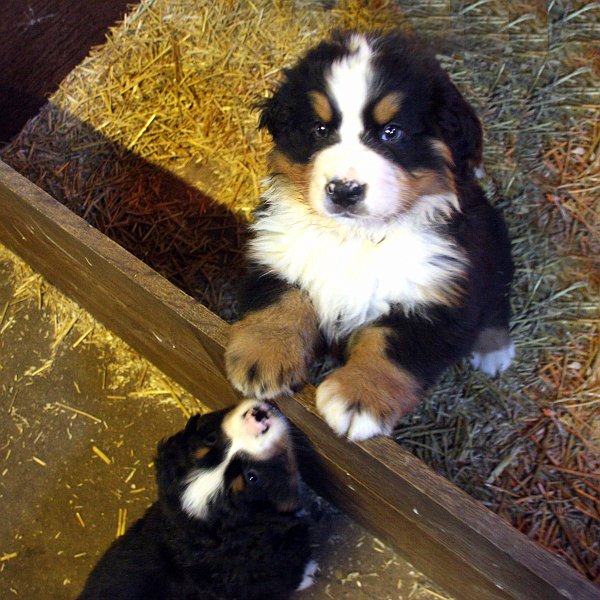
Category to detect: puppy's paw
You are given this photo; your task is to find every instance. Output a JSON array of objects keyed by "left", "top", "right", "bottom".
[
  {"left": 315, "top": 372, "right": 392, "bottom": 441},
  {"left": 296, "top": 560, "right": 319, "bottom": 591},
  {"left": 471, "top": 327, "right": 515, "bottom": 377},
  {"left": 226, "top": 320, "right": 313, "bottom": 399},
  {"left": 316, "top": 328, "right": 422, "bottom": 441},
  {"left": 471, "top": 341, "right": 515, "bottom": 376}
]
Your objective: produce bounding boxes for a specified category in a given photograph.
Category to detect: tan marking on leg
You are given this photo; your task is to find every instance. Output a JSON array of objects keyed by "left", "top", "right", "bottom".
[
  {"left": 316, "top": 327, "right": 422, "bottom": 440},
  {"left": 225, "top": 289, "right": 319, "bottom": 399},
  {"left": 308, "top": 90, "right": 333, "bottom": 123},
  {"left": 268, "top": 150, "right": 311, "bottom": 198},
  {"left": 373, "top": 91, "right": 404, "bottom": 125},
  {"left": 473, "top": 326, "right": 511, "bottom": 354},
  {"left": 344, "top": 327, "right": 421, "bottom": 420}
]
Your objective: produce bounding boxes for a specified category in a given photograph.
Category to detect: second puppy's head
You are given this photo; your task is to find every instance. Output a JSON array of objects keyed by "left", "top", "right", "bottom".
[{"left": 156, "top": 400, "right": 300, "bottom": 521}]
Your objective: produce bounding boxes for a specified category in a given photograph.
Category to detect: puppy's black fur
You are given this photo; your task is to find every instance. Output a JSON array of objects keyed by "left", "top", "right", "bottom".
[{"left": 78, "top": 405, "right": 312, "bottom": 600}]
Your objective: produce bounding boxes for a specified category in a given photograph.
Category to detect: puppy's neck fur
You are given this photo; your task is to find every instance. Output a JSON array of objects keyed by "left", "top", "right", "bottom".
[{"left": 250, "top": 178, "right": 468, "bottom": 340}]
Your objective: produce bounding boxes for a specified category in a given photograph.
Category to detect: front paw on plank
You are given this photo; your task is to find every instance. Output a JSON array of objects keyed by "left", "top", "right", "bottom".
[
  {"left": 226, "top": 319, "right": 314, "bottom": 399},
  {"left": 315, "top": 362, "right": 420, "bottom": 442}
]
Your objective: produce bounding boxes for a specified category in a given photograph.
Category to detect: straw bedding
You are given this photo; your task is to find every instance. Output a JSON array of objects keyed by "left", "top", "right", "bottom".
[{"left": 1, "top": 0, "right": 598, "bottom": 582}]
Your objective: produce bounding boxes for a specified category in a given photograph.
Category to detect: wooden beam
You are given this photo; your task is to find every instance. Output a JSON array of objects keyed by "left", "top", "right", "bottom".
[{"left": 0, "top": 160, "right": 597, "bottom": 600}]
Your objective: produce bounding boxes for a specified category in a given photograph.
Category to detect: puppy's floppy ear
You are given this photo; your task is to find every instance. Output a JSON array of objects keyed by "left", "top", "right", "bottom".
[
  {"left": 257, "top": 94, "right": 282, "bottom": 138},
  {"left": 155, "top": 431, "right": 189, "bottom": 508},
  {"left": 435, "top": 72, "right": 483, "bottom": 174},
  {"left": 184, "top": 413, "right": 202, "bottom": 432},
  {"left": 257, "top": 72, "right": 294, "bottom": 140}
]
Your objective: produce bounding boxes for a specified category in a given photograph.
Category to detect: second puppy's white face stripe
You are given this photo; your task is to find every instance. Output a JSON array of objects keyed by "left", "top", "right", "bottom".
[{"left": 309, "top": 35, "right": 402, "bottom": 221}]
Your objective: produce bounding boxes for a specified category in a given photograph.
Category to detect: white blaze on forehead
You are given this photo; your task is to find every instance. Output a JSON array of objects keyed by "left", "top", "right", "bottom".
[
  {"left": 181, "top": 400, "right": 288, "bottom": 520},
  {"left": 310, "top": 35, "right": 403, "bottom": 220},
  {"left": 327, "top": 34, "right": 373, "bottom": 145}
]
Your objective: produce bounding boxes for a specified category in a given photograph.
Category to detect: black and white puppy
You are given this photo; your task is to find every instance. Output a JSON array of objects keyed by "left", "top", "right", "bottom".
[
  {"left": 226, "top": 31, "right": 514, "bottom": 441},
  {"left": 78, "top": 400, "right": 317, "bottom": 600}
]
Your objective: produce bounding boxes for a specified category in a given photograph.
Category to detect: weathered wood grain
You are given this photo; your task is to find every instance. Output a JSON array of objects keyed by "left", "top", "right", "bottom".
[
  {"left": 0, "top": 160, "right": 597, "bottom": 600},
  {"left": 0, "top": 0, "right": 131, "bottom": 142}
]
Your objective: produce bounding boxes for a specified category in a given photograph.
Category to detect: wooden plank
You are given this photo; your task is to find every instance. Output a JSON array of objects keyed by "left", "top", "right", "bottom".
[
  {"left": 0, "top": 159, "right": 597, "bottom": 600},
  {"left": 0, "top": 0, "right": 132, "bottom": 142}
]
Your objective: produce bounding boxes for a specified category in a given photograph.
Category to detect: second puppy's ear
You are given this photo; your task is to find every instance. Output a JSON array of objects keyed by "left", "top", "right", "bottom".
[
  {"left": 435, "top": 72, "right": 483, "bottom": 174},
  {"left": 184, "top": 413, "right": 202, "bottom": 432}
]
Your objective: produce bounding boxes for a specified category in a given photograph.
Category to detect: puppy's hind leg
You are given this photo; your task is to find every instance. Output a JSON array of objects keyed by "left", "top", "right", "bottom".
[
  {"left": 470, "top": 326, "right": 515, "bottom": 377},
  {"left": 296, "top": 560, "right": 319, "bottom": 591},
  {"left": 472, "top": 253, "right": 514, "bottom": 377}
]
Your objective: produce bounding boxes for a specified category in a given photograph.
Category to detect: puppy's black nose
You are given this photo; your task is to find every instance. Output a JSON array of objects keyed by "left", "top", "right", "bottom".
[
  {"left": 250, "top": 407, "right": 269, "bottom": 422},
  {"left": 325, "top": 179, "right": 366, "bottom": 207}
]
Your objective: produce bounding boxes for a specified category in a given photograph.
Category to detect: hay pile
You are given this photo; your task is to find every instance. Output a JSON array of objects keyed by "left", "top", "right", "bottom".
[{"left": 1, "top": 0, "right": 598, "bottom": 582}]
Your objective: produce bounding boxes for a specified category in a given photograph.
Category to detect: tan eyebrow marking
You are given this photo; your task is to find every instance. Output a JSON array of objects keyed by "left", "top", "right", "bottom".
[
  {"left": 308, "top": 91, "right": 333, "bottom": 123},
  {"left": 373, "top": 91, "right": 404, "bottom": 125},
  {"left": 193, "top": 447, "right": 211, "bottom": 460},
  {"left": 229, "top": 475, "right": 245, "bottom": 494}
]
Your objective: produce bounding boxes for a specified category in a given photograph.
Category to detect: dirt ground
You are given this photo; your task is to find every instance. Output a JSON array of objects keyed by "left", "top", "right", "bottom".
[{"left": 0, "top": 244, "right": 452, "bottom": 599}]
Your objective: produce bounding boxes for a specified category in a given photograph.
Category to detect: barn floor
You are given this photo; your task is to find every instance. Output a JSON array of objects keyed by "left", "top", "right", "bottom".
[{"left": 0, "top": 244, "right": 452, "bottom": 599}]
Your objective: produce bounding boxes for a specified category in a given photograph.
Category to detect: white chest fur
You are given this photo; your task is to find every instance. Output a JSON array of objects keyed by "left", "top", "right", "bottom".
[{"left": 249, "top": 190, "right": 466, "bottom": 340}]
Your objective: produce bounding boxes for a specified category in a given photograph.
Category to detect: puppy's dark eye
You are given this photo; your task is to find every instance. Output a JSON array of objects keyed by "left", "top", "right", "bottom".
[
  {"left": 313, "top": 122, "right": 329, "bottom": 139},
  {"left": 244, "top": 469, "right": 259, "bottom": 484},
  {"left": 380, "top": 123, "right": 403, "bottom": 143},
  {"left": 202, "top": 432, "right": 218, "bottom": 447}
]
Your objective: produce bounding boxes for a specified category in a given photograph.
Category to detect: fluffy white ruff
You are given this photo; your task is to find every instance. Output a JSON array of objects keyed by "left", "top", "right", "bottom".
[
  {"left": 470, "top": 341, "right": 515, "bottom": 376},
  {"left": 296, "top": 560, "right": 319, "bottom": 591},
  {"left": 315, "top": 379, "right": 392, "bottom": 441},
  {"left": 181, "top": 400, "right": 287, "bottom": 520},
  {"left": 250, "top": 184, "right": 467, "bottom": 341}
]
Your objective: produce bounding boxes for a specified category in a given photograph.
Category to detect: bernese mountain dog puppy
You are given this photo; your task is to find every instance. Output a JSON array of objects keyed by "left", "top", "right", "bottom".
[
  {"left": 225, "top": 31, "right": 514, "bottom": 441},
  {"left": 78, "top": 400, "right": 317, "bottom": 600}
]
